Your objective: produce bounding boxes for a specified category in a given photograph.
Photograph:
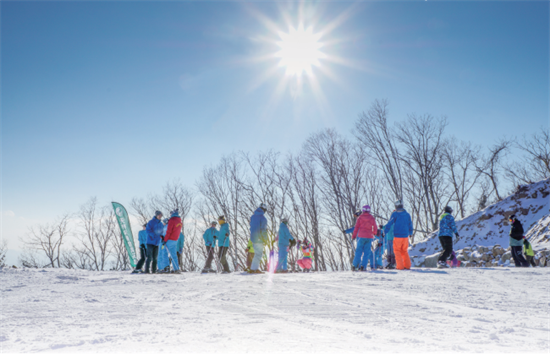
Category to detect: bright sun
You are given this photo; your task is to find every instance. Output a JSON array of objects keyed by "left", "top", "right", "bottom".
[{"left": 276, "top": 25, "right": 325, "bottom": 76}]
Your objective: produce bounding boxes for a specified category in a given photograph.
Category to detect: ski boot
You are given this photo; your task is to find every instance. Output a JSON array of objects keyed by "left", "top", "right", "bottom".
[{"left": 437, "top": 261, "right": 449, "bottom": 269}]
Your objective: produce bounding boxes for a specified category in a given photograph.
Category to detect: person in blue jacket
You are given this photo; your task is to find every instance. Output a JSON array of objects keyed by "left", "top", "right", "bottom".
[
  {"left": 157, "top": 218, "right": 171, "bottom": 273},
  {"left": 145, "top": 211, "right": 164, "bottom": 274},
  {"left": 176, "top": 232, "right": 185, "bottom": 271},
  {"left": 132, "top": 224, "right": 148, "bottom": 273},
  {"left": 276, "top": 217, "right": 295, "bottom": 273},
  {"left": 384, "top": 200, "right": 413, "bottom": 270},
  {"left": 437, "top": 206, "right": 459, "bottom": 268},
  {"left": 201, "top": 221, "right": 218, "bottom": 273},
  {"left": 249, "top": 203, "right": 268, "bottom": 273},
  {"left": 217, "top": 215, "right": 231, "bottom": 273}
]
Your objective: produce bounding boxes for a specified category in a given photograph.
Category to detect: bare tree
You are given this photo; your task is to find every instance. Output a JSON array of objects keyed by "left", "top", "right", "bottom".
[
  {"left": 0, "top": 240, "right": 8, "bottom": 267},
  {"left": 505, "top": 127, "right": 550, "bottom": 184},
  {"left": 74, "top": 197, "right": 117, "bottom": 271},
  {"left": 475, "top": 139, "right": 511, "bottom": 201},
  {"left": 355, "top": 99, "right": 404, "bottom": 200},
  {"left": 443, "top": 139, "right": 482, "bottom": 218},
  {"left": 19, "top": 214, "right": 70, "bottom": 268},
  {"left": 396, "top": 114, "right": 451, "bottom": 233}
]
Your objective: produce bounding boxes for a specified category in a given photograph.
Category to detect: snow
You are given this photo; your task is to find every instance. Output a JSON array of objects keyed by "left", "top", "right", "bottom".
[
  {"left": 410, "top": 178, "right": 550, "bottom": 260},
  {"left": 2, "top": 268, "right": 549, "bottom": 353}
]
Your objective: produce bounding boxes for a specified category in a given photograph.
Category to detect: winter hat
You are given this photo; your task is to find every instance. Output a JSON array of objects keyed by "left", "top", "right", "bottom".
[
  {"left": 444, "top": 206, "right": 453, "bottom": 214},
  {"left": 281, "top": 217, "right": 289, "bottom": 224},
  {"left": 395, "top": 199, "right": 403, "bottom": 208},
  {"left": 171, "top": 209, "right": 180, "bottom": 217},
  {"left": 155, "top": 210, "right": 163, "bottom": 217},
  {"left": 362, "top": 205, "right": 371, "bottom": 213},
  {"left": 259, "top": 203, "right": 268, "bottom": 212},
  {"left": 211, "top": 221, "right": 218, "bottom": 226}
]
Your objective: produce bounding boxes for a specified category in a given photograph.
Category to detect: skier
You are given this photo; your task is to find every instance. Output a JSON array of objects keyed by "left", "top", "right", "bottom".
[
  {"left": 201, "top": 221, "right": 218, "bottom": 273},
  {"left": 145, "top": 211, "right": 164, "bottom": 274},
  {"left": 177, "top": 231, "right": 185, "bottom": 271},
  {"left": 249, "top": 203, "right": 268, "bottom": 274},
  {"left": 217, "top": 215, "right": 231, "bottom": 274},
  {"left": 351, "top": 205, "right": 378, "bottom": 271},
  {"left": 372, "top": 225, "right": 385, "bottom": 269},
  {"left": 297, "top": 239, "right": 314, "bottom": 272},
  {"left": 275, "top": 217, "right": 295, "bottom": 273},
  {"left": 509, "top": 215, "right": 529, "bottom": 267},
  {"left": 157, "top": 218, "right": 171, "bottom": 273},
  {"left": 384, "top": 200, "right": 413, "bottom": 270},
  {"left": 523, "top": 238, "right": 536, "bottom": 267},
  {"left": 132, "top": 223, "right": 148, "bottom": 273},
  {"left": 163, "top": 209, "right": 182, "bottom": 274},
  {"left": 437, "top": 206, "right": 459, "bottom": 268},
  {"left": 245, "top": 240, "right": 254, "bottom": 271},
  {"left": 383, "top": 222, "right": 396, "bottom": 269}
]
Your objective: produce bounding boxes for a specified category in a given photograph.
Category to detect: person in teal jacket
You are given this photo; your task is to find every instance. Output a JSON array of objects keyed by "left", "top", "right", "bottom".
[
  {"left": 384, "top": 223, "right": 395, "bottom": 269},
  {"left": 133, "top": 224, "right": 148, "bottom": 273},
  {"left": 276, "top": 218, "right": 295, "bottom": 273},
  {"left": 217, "top": 216, "right": 231, "bottom": 273},
  {"left": 176, "top": 232, "right": 185, "bottom": 271},
  {"left": 201, "top": 221, "right": 218, "bottom": 273}
]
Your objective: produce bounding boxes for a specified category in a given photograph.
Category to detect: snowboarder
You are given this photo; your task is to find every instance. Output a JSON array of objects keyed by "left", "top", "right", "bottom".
[
  {"left": 249, "top": 203, "right": 268, "bottom": 274},
  {"left": 383, "top": 222, "right": 396, "bottom": 269},
  {"left": 351, "top": 205, "right": 378, "bottom": 271},
  {"left": 163, "top": 209, "right": 182, "bottom": 274},
  {"left": 201, "top": 221, "right": 218, "bottom": 273},
  {"left": 437, "top": 206, "right": 459, "bottom": 268},
  {"left": 509, "top": 215, "right": 529, "bottom": 267},
  {"left": 157, "top": 218, "right": 171, "bottom": 273},
  {"left": 523, "top": 238, "right": 536, "bottom": 267},
  {"left": 297, "top": 239, "right": 314, "bottom": 272},
  {"left": 245, "top": 240, "right": 254, "bottom": 271},
  {"left": 145, "top": 211, "right": 164, "bottom": 274},
  {"left": 373, "top": 225, "right": 385, "bottom": 269},
  {"left": 132, "top": 223, "right": 148, "bottom": 273},
  {"left": 177, "top": 232, "right": 185, "bottom": 271},
  {"left": 384, "top": 200, "right": 413, "bottom": 270},
  {"left": 275, "top": 217, "right": 295, "bottom": 273},
  {"left": 217, "top": 215, "right": 231, "bottom": 273}
]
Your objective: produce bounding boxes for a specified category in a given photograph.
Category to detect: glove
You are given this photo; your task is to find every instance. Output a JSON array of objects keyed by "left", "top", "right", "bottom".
[
  {"left": 162, "top": 241, "right": 166, "bottom": 246},
  {"left": 213, "top": 235, "right": 217, "bottom": 239},
  {"left": 455, "top": 233, "right": 460, "bottom": 238},
  {"left": 352, "top": 237, "right": 356, "bottom": 241}
]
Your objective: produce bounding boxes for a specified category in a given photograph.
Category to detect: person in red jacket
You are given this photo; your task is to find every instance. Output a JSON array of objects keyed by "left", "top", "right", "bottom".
[
  {"left": 163, "top": 209, "right": 183, "bottom": 274},
  {"left": 351, "top": 205, "right": 378, "bottom": 271}
]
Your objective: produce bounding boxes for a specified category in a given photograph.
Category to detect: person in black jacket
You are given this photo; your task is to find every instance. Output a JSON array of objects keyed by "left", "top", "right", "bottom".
[{"left": 509, "top": 215, "right": 529, "bottom": 267}]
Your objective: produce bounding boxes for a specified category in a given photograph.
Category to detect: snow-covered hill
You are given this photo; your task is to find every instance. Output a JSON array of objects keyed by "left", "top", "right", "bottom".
[
  {"left": 1, "top": 267, "right": 549, "bottom": 353},
  {"left": 410, "top": 178, "right": 550, "bottom": 265}
]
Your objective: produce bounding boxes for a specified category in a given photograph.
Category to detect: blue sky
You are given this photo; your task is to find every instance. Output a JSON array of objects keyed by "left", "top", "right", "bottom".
[{"left": 2, "top": 1, "right": 548, "bottom": 251}]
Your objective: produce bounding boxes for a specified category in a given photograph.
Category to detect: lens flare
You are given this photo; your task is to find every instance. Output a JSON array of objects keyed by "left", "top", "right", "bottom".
[{"left": 276, "top": 25, "right": 325, "bottom": 76}]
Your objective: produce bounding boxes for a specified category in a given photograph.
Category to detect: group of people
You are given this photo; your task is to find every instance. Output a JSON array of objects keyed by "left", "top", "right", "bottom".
[
  {"left": 133, "top": 209, "right": 185, "bottom": 274},
  {"left": 131, "top": 199, "right": 536, "bottom": 275}
]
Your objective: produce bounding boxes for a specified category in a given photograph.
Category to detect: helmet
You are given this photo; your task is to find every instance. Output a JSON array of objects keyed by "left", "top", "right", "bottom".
[
  {"left": 444, "top": 206, "right": 453, "bottom": 214},
  {"left": 211, "top": 221, "right": 218, "bottom": 226},
  {"left": 259, "top": 203, "right": 268, "bottom": 212},
  {"left": 509, "top": 214, "right": 516, "bottom": 222},
  {"left": 354, "top": 209, "right": 362, "bottom": 217},
  {"left": 395, "top": 199, "right": 403, "bottom": 208},
  {"left": 218, "top": 215, "right": 225, "bottom": 221},
  {"left": 281, "top": 217, "right": 289, "bottom": 224},
  {"left": 155, "top": 210, "right": 163, "bottom": 217},
  {"left": 162, "top": 218, "right": 169, "bottom": 225},
  {"left": 362, "top": 205, "right": 371, "bottom": 213}
]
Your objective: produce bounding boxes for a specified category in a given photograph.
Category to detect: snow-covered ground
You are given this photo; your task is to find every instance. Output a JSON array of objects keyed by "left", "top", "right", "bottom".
[{"left": 1, "top": 268, "right": 549, "bottom": 353}]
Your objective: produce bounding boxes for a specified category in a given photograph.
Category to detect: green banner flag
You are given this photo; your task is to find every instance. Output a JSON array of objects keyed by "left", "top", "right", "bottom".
[{"left": 112, "top": 202, "right": 137, "bottom": 268}]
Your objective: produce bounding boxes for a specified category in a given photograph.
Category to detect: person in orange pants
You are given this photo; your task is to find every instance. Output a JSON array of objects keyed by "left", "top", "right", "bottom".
[
  {"left": 393, "top": 237, "right": 411, "bottom": 270},
  {"left": 384, "top": 200, "right": 414, "bottom": 270}
]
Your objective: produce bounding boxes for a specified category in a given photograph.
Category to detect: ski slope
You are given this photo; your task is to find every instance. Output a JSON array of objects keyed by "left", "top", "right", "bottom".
[{"left": 1, "top": 268, "right": 549, "bottom": 353}]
